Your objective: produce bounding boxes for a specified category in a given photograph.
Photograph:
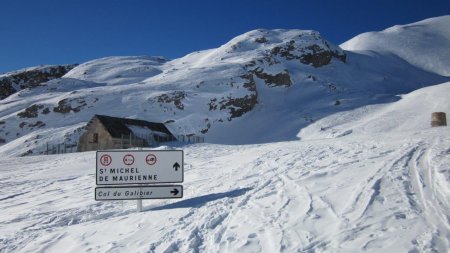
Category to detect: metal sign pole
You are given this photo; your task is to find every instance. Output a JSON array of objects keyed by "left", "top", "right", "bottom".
[{"left": 137, "top": 147, "right": 143, "bottom": 212}]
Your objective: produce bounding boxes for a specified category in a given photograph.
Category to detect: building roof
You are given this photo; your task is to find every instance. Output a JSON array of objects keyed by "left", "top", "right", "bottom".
[{"left": 92, "top": 114, "right": 174, "bottom": 138}]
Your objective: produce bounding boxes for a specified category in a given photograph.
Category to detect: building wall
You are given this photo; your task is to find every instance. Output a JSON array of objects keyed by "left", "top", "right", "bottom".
[
  {"left": 77, "top": 117, "right": 116, "bottom": 152},
  {"left": 77, "top": 117, "right": 150, "bottom": 152}
]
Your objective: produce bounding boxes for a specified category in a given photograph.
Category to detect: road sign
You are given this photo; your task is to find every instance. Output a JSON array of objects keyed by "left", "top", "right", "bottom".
[
  {"left": 95, "top": 185, "right": 183, "bottom": 200},
  {"left": 96, "top": 150, "right": 183, "bottom": 185}
]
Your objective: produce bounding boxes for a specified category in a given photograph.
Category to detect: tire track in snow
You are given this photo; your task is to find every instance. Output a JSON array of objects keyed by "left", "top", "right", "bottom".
[
  {"left": 340, "top": 145, "right": 418, "bottom": 222},
  {"left": 406, "top": 137, "right": 450, "bottom": 252}
]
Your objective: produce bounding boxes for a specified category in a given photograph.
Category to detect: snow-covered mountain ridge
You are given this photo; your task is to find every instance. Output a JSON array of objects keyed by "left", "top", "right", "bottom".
[
  {"left": 0, "top": 16, "right": 449, "bottom": 156},
  {"left": 341, "top": 15, "right": 450, "bottom": 76}
]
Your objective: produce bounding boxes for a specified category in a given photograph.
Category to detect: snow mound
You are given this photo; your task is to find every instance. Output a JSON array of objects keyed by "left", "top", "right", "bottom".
[
  {"left": 299, "top": 81, "right": 450, "bottom": 140},
  {"left": 64, "top": 56, "right": 167, "bottom": 85},
  {"left": 341, "top": 15, "right": 450, "bottom": 76}
]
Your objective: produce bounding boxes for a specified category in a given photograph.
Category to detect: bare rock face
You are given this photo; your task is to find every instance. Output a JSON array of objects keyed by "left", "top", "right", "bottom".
[
  {"left": 53, "top": 98, "right": 87, "bottom": 113},
  {"left": 157, "top": 91, "right": 186, "bottom": 110},
  {"left": 208, "top": 74, "right": 258, "bottom": 120},
  {"left": 253, "top": 68, "right": 292, "bottom": 87},
  {"left": 17, "top": 104, "right": 44, "bottom": 118},
  {"left": 301, "top": 44, "right": 346, "bottom": 67},
  {"left": 0, "top": 64, "right": 77, "bottom": 99},
  {"left": 270, "top": 40, "right": 346, "bottom": 68}
]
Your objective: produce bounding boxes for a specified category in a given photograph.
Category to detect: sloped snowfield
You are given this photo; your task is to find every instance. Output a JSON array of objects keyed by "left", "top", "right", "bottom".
[{"left": 1, "top": 128, "right": 449, "bottom": 252}]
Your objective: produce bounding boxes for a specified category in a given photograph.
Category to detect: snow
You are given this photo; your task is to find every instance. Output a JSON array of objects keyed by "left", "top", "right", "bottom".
[
  {"left": 64, "top": 56, "right": 167, "bottom": 86},
  {"left": 1, "top": 125, "right": 449, "bottom": 252},
  {"left": 341, "top": 15, "right": 450, "bottom": 76},
  {"left": 126, "top": 124, "right": 154, "bottom": 138},
  {"left": 298, "top": 81, "right": 450, "bottom": 140}
]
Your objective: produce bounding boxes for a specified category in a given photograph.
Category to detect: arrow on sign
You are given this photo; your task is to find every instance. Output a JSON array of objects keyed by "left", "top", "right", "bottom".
[
  {"left": 173, "top": 162, "right": 180, "bottom": 171},
  {"left": 170, "top": 188, "right": 179, "bottom": 196}
]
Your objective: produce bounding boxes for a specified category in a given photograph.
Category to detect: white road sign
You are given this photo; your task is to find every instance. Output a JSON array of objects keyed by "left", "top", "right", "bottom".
[
  {"left": 95, "top": 185, "right": 183, "bottom": 200},
  {"left": 96, "top": 150, "right": 183, "bottom": 185}
]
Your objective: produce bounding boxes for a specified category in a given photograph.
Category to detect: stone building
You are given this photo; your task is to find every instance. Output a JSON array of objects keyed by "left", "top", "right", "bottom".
[{"left": 77, "top": 115, "right": 176, "bottom": 152}]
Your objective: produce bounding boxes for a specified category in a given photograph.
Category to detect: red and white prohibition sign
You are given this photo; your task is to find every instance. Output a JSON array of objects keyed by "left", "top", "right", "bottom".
[
  {"left": 123, "top": 154, "right": 135, "bottom": 166},
  {"left": 100, "top": 154, "right": 112, "bottom": 166},
  {"left": 146, "top": 154, "right": 157, "bottom": 165}
]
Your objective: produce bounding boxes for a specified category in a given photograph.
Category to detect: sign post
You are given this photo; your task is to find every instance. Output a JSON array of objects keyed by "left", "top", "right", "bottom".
[
  {"left": 95, "top": 185, "right": 183, "bottom": 200},
  {"left": 137, "top": 147, "right": 143, "bottom": 212},
  {"left": 95, "top": 150, "right": 184, "bottom": 212}
]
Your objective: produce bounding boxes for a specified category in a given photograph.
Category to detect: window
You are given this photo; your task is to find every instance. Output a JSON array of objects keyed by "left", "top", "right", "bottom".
[{"left": 93, "top": 133, "right": 99, "bottom": 143}]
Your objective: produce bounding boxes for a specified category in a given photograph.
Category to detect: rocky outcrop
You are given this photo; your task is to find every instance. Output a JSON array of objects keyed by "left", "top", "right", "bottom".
[
  {"left": 253, "top": 68, "right": 292, "bottom": 87},
  {"left": 157, "top": 91, "right": 186, "bottom": 110},
  {"left": 0, "top": 64, "right": 77, "bottom": 99},
  {"left": 53, "top": 98, "right": 87, "bottom": 113},
  {"left": 208, "top": 74, "right": 258, "bottom": 120},
  {"left": 270, "top": 40, "right": 346, "bottom": 68},
  {"left": 17, "top": 104, "right": 44, "bottom": 118},
  {"left": 300, "top": 45, "right": 346, "bottom": 67}
]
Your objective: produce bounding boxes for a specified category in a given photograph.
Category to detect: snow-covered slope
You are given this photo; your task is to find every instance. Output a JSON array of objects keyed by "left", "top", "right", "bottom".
[
  {"left": 299, "top": 81, "right": 450, "bottom": 140},
  {"left": 1, "top": 124, "right": 449, "bottom": 252},
  {"left": 341, "top": 15, "right": 450, "bottom": 76}
]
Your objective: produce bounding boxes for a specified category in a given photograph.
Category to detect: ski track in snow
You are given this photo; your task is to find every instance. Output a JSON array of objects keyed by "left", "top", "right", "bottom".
[{"left": 0, "top": 129, "right": 449, "bottom": 252}]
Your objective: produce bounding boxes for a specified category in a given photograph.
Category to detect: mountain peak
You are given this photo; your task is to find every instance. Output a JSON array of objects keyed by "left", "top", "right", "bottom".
[{"left": 216, "top": 29, "right": 346, "bottom": 67}]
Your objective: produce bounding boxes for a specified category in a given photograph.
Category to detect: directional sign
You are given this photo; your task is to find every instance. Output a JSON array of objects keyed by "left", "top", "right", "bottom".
[
  {"left": 95, "top": 185, "right": 183, "bottom": 200},
  {"left": 96, "top": 150, "right": 183, "bottom": 185}
]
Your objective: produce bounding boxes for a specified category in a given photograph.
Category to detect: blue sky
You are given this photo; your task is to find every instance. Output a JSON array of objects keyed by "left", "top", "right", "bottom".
[{"left": 1, "top": 0, "right": 449, "bottom": 73}]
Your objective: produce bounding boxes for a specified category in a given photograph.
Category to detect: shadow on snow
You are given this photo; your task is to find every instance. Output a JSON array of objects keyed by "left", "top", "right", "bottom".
[{"left": 148, "top": 187, "right": 252, "bottom": 211}]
